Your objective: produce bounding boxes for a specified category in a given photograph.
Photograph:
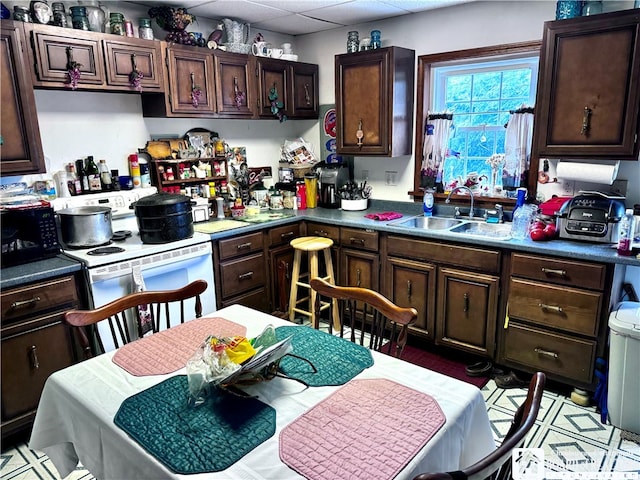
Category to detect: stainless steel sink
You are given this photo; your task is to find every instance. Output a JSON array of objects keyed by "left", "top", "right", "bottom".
[
  {"left": 449, "top": 222, "right": 512, "bottom": 239},
  {"left": 388, "top": 215, "right": 465, "bottom": 230}
]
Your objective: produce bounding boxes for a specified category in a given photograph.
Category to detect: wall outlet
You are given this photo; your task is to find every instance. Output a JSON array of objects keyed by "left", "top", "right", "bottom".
[
  {"left": 361, "top": 170, "right": 369, "bottom": 180},
  {"left": 561, "top": 179, "right": 575, "bottom": 195},
  {"left": 385, "top": 171, "right": 397, "bottom": 186}
]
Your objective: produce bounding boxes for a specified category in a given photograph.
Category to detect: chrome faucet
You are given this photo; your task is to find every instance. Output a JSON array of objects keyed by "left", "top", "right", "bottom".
[{"left": 445, "top": 186, "right": 475, "bottom": 218}]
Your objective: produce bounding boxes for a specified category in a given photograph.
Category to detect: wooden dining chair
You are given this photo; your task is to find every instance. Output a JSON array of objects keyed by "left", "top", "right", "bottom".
[
  {"left": 65, "top": 279, "right": 208, "bottom": 359},
  {"left": 413, "top": 371, "right": 546, "bottom": 480},
  {"left": 309, "top": 277, "right": 418, "bottom": 358}
]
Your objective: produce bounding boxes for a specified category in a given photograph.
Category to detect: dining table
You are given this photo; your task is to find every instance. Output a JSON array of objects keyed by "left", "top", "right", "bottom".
[{"left": 29, "top": 304, "right": 496, "bottom": 480}]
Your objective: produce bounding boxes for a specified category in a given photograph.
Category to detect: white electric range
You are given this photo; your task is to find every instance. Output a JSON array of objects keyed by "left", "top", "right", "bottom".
[{"left": 50, "top": 188, "right": 217, "bottom": 352}]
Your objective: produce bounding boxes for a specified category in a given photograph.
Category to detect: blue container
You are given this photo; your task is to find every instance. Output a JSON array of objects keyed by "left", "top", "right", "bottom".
[
  {"left": 556, "top": 1, "right": 583, "bottom": 19},
  {"left": 370, "top": 30, "right": 381, "bottom": 49}
]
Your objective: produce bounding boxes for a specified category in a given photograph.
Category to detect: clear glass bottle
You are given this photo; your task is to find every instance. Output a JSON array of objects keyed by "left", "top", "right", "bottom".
[
  {"left": 76, "top": 159, "right": 89, "bottom": 194},
  {"left": 98, "top": 159, "right": 112, "bottom": 191},
  {"left": 617, "top": 209, "right": 635, "bottom": 256},
  {"left": 347, "top": 31, "right": 359, "bottom": 53}
]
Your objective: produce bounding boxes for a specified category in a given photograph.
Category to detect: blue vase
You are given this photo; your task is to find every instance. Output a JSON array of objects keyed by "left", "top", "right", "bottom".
[{"left": 556, "top": 0, "right": 583, "bottom": 19}]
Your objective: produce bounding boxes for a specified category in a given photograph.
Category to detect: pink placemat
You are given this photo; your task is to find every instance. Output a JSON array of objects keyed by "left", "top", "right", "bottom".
[
  {"left": 279, "top": 378, "right": 446, "bottom": 480},
  {"left": 112, "top": 317, "right": 246, "bottom": 376}
]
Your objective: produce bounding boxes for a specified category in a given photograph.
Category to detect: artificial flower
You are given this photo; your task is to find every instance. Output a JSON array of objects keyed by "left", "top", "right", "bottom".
[
  {"left": 129, "top": 69, "right": 144, "bottom": 92},
  {"left": 66, "top": 61, "right": 82, "bottom": 90},
  {"left": 191, "top": 85, "right": 202, "bottom": 108}
]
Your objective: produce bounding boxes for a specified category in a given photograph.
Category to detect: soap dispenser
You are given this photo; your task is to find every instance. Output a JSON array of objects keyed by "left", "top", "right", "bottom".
[{"left": 423, "top": 188, "right": 434, "bottom": 216}]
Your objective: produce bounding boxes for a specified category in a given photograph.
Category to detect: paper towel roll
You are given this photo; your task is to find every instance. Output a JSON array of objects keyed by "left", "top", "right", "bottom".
[{"left": 556, "top": 161, "right": 619, "bottom": 185}]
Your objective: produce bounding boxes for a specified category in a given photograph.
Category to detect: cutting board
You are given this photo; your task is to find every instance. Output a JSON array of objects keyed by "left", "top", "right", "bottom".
[
  {"left": 193, "top": 219, "right": 247, "bottom": 233},
  {"left": 238, "top": 212, "right": 295, "bottom": 223}
]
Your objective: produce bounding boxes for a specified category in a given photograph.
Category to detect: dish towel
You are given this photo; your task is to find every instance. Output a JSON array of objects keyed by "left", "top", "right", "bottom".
[{"left": 364, "top": 212, "right": 403, "bottom": 221}]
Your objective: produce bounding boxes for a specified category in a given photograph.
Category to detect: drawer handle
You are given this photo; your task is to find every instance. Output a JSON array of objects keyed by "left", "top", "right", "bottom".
[
  {"left": 11, "top": 296, "right": 41, "bottom": 309},
  {"left": 280, "top": 231, "right": 295, "bottom": 239},
  {"left": 406, "top": 280, "right": 412, "bottom": 301},
  {"left": 356, "top": 269, "right": 361, "bottom": 287},
  {"left": 238, "top": 271, "right": 254, "bottom": 280},
  {"left": 463, "top": 292, "right": 469, "bottom": 313},
  {"left": 350, "top": 237, "right": 365, "bottom": 245},
  {"left": 29, "top": 345, "right": 40, "bottom": 369},
  {"left": 539, "top": 303, "right": 563, "bottom": 313},
  {"left": 534, "top": 347, "right": 559, "bottom": 359},
  {"left": 237, "top": 242, "right": 252, "bottom": 250},
  {"left": 313, "top": 230, "right": 328, "bottom": 237},
  {"left": 541, "top": 267, "right": 566, "bottom": 277}
]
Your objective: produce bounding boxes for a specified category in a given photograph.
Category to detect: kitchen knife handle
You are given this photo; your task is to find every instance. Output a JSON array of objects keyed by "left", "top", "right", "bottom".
[
  {"left": 534, "top": 347, "right": 559, "bottom": 359},
  {"left": 541, "top": 267, "right": 566, "bottom": 277}
]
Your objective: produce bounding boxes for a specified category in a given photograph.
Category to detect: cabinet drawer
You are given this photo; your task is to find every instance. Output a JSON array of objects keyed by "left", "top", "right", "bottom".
[
  {"left": 386, "top": 235, "right": 500, "bottom": 273},
  {"left": 217, "top": 232, "right": 264, "bottom": 260},
  {"left": 1, "top": 314, "right": 74, "bottom": 420},
  {"left": 503, "top": 322, "right": 596, "bottom": 384},
  {"left": 509, "top": 278, "right": 602, "bottom": 336},
  {"left": 1, "top": 276, "right": 78, "bottom": 325},
  {"left": 511, "top": 253, "right": 606, "bottom": 290},
  {"left": 221, "top": 287, "right": 270, "bottom": 312},
  {"left": 340, "top": 227, "right": 378, "bottom": 251},
  {"left": 268, "top": 223, "right": 300, "bottom": 247},
  {"left": 305, "top": 222, "right": 340, "bottom": 243},
  {"left": 220, "top": 253, "right": 266, "bottom": 298}
]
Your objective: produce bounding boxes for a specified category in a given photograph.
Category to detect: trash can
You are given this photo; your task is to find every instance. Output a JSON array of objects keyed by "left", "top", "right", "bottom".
[{"left": 607, "top": 301, "right": 640, "bottom": 434}]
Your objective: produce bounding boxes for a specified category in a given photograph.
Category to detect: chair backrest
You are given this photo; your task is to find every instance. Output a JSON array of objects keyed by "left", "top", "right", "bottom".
[
  {"left": 65, "top": 279, "right": 208, "bottom": 359},
  {"left": 413, "top": 371, "right": 546, "bottom": 480},
  {"left": 309, "top": 277, "right": 418, "bottom": 358}
]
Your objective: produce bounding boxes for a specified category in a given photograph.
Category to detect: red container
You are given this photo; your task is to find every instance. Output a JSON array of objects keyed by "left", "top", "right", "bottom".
[{"left": 539, "top": 196, "right": 572, "bottom": 216}]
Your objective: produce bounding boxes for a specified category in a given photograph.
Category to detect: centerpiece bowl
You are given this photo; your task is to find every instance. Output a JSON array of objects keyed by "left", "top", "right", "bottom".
[{"left": 148, "top": 6, "right": 194, "bottom": 32}]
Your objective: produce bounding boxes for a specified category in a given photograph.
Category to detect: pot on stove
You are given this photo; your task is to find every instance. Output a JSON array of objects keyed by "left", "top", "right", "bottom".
[
  {"left": 58, "top": 206, "right": 113, "bottom": 248},
  {"left": 132, "top": 192, "right": 194, "bottom": 244}
]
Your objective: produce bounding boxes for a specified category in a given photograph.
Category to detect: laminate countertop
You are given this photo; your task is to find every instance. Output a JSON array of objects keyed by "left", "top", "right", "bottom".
[
  {"left": 200, "top": 199, "right": 640, "bottom": 267},
  {"left": 1, "top": 254, "right": 83, "bottom": 290}
]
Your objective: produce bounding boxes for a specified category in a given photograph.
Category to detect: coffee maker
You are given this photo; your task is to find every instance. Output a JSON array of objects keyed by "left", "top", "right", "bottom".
[{"left": 318, "top": 165, "right": 350, "bottom": 208}]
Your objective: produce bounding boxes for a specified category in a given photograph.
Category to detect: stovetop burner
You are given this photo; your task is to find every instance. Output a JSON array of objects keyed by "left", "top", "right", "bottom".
[
  {"left": 87, "top": 246, "right": 126, "bottom": 255},
  {"left": 112, "top": 230, "right": 132, "bottom": 242}
]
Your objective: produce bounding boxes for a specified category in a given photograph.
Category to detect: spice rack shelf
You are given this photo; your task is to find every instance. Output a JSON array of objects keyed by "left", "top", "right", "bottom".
[{"left": 151, "top": 157, "right": 228, "bottom": 197}]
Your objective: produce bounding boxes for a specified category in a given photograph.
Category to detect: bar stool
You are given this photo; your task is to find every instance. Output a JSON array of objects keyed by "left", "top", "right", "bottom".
[{"left": 288, "top": 236, "right": 339, "bottom": 329}]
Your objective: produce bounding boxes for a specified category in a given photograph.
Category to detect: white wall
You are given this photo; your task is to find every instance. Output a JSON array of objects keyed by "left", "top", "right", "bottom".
[{"left": 3, "top": 0, "right": 639, "bottom": 207}]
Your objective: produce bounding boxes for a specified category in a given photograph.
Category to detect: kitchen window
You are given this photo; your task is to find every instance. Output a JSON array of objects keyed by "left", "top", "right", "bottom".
[
  {"left": 432, "top": 55, "right": 539, "bottom": 192},
  {"left": 412, "top": 41, "right": 542, "bottom": 204}
]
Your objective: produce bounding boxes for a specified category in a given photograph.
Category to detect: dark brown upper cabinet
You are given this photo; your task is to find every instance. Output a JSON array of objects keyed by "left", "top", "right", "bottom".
[
  {"left": 255, "top": 57, "right": 289, "bottom": 119},
  {"left": 335, "top": 47, "right": 415, "bottom": 157},
  {"left": 213, "top": 50, "right": 255, "bottom": 118},
  {"left": 533, "top": 8, "right": 640, "bottom": 160},
  {"left": 103, "top": 37, "right": 164, "bottom": 91},
  {"left": 290, "top": 61, "right": 319, "bottom": 119},
  {"left": 0, "top": 20, "right": 45, "bottom": 176}
]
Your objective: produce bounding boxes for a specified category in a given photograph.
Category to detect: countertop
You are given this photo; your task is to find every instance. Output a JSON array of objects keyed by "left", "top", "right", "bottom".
[
  {"left": 2, "top": 200, "right": 637, "bottom": 290},
  {"left": 200, "top": 199, "right": 640, "bottom": 267},
  {"left": 1, "top": 254, "right": 83, "bottom": 290}
]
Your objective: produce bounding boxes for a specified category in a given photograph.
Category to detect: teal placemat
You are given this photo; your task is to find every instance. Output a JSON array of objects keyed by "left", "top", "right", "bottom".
[
  {"left": 114, "top": 375, "right": 276, "bottom": 474},
  {"left": 276, "top": 326, "right": 373, "bottom": 386}
]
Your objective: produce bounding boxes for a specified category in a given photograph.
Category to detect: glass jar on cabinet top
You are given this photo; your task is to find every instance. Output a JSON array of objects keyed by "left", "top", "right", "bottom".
[
  {"left": 370, "top": 30, "right": 381, "bottom": 49},
  {"left": 79, "top": 0, "right": 107, "bottom": 32},
  {"left": 139, "top": 17, "right": 154, "bottom": 39},
  {"left": 555, "top": 0, "right": 583, "bottom": 19},
  {"left": 110, "top": 12, "right": 125, "bottom": 35},
  {"left": 69, "top": 6, "right": 89, "bottom": 30},
  {"left": 51, "top": 2, "right": 68, "bottom": 27},
  {"left": 347, "top": 31, "right": 359, "bottom": 53}
]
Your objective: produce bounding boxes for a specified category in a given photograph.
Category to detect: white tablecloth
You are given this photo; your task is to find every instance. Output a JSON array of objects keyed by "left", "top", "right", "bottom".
[{"left": 29, "top": 304, "right": 495, "bottom": 480}]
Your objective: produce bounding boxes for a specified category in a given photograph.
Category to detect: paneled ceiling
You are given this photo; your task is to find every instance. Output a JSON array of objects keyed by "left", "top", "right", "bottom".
[{"left": 129, "top": 0, "right": 477, "bottom": 36}]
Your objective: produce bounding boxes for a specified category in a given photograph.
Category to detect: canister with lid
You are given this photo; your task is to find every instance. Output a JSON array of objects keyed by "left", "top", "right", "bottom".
[
  {"left": 51, "top": 2, "right": 67, "bottom": 27},
  {"left": 110, "top": 12, "right": 125, "bottom": 35},
  {"left": 70, "top": 6, "right": 89, "bottom": 30},
  {"left": 138, "top": 17, "right": 153, "bottom": 40},
  {"left": 347, "top": 31, "right": 359, "bottom": 53},
  {"left": 370, "top": 30, "right": 381, "bottom": 49}
]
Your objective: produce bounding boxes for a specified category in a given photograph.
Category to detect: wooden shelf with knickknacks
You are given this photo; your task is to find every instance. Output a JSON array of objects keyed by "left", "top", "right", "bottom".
[{"left": 143, "top": 133, "right": 230, "bottom": 204}]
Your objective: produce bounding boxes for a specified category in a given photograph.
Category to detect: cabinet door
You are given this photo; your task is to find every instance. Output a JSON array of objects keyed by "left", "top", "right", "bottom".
[
  {"left": 0, "top": 21, "right": 45, "bottom": 175},
  {"left": 256, "top": 58, "right": 289, "bottom": 119},
  {"left": 103, "top": 38, "right": 163, "bottom": 91},
  {"left": 269, "top": 244, "right": 295, "bottom": 314},
  {"left": 335, "top": 47, "right": 414, "bottom": 156},
  {"left": 214, "top": 50, "right": 255, "bottom": 117},
  {"left": 534, "top": 10, "right": 640, "bottom": 159},
  {"left": 385, "top": 257, "right": 436, "bottom": 339},
  {"left": 1, "top": 314, "right": 74, "bottom": 422},
  {"left": 166, "top": 45, "right": 215, "bottom": 114},
  {"left": 340, "top": 248, "right": 379, "bottom": 291},
  {"left": 436, "top": 267, "right": 498, "bottom": 356},
  {"left": 290, "top": 62, "right": 319, "bottom": 119},
  {"left": 29, "top": 25, "right": 105, "bottom": 86}
]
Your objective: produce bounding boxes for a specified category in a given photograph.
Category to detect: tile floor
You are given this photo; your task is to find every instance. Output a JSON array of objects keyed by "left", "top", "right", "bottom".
[{"left": 2, "top": 378, "right": 638, "bottom": 480}]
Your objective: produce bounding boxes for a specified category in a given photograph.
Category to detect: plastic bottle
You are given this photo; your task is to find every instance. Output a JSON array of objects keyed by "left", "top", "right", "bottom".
[
  {"left": 99, "top": 159, "right": 112, "bottom": 191},
  {"left": 617, "top": 209, "right": 636, "bottom": 256},
  {"left": 511, "top": 204, "right": 534, "bottom": 240},
  {"left": 85, "top": 156, "right": 102, "bottom": 192},
  {"left": 139, "top": 156, "right": 151, "bottom": 188},
  {"left": 423, "top": 188, "right": 434, "bottom": 217}
]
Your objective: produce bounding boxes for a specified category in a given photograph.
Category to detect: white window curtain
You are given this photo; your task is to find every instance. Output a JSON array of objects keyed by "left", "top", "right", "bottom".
[
  {"left": 421, "top": 113, "right": 454, "bottom": 190},
  {"left": 503, "top": 107, "right": 534, "bottom": 194}
]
